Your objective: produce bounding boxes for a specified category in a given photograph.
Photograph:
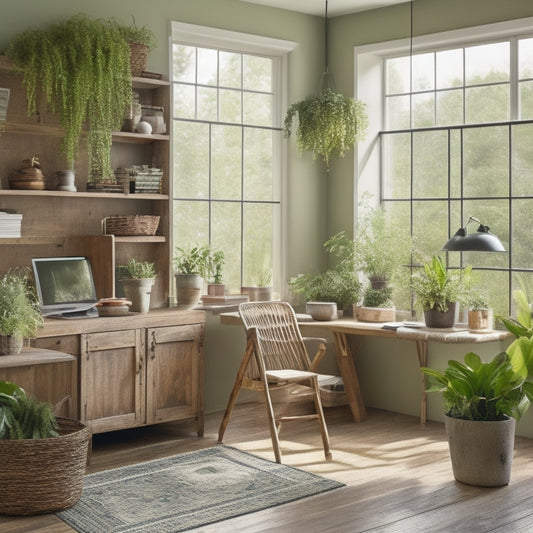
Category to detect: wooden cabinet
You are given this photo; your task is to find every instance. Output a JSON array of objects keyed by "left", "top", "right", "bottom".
[
  {"left": 0, "top": 55, "right": 171, "bottom": 308},
  {"left": 31, "top": 309, "right": 205, "bottom": 437}
]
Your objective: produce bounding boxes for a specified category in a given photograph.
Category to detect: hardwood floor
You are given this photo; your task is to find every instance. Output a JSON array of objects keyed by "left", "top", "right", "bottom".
[{"left": 2, "top": 403, "right": 533, "bottom": 532}]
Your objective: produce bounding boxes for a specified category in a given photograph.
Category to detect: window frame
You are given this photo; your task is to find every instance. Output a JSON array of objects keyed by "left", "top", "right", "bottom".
[{"left": 170, "top": 21, "right": 296, "bottom": 297}]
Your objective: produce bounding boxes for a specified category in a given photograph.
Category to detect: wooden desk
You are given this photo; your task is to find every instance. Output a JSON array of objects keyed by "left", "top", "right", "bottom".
[{"left": 220, "top": 313, "right": 511, "bottom": 426}]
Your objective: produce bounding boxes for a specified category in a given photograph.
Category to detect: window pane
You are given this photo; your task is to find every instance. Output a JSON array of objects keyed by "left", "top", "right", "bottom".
[
  {"left": 197, "top": 86, "right": 217, "bottom": 121},
  {"left": 512, "top": 123, "right": 533, "bottom": 196},
  {"left": 243, "top": 55, "right": 272, "bottom": 92},
  {"left": 412, "top": 200, "right": 449, "bottom": 252},
  {"left": 412, "top": 53, "right": 434, "bottom": 92},
  {"left": 519, "top": 37, "right": 533, "bottom": 79},
  {"left": 412, "top": 130, "right": 448, "bottom": 198},
  {"left": 244, "top": 128, "right": 275, "bottom": 201},
  {"left": 386, "top": 95, "right": 410, "bottom": 130},
  {"left": 465, "top": 42, "right": 509, "bottom": 85},
  {"left": 382, "top": 133, "right": 411, "bottom": 199},
  {"left": 463, "top": 126, "right": 508, "bottom": 197},
  {"left": 172, "top": 44, "right": 196, "bottom": 83},
  {"left": 219, "top": 51, "right": 241, "bottom": 88},
  {"left": 219, "top": 89, "right": 241, "bottom": 123},
  {"left": 173, "top": 121, "right": 209, "bottom": 198},
  {"left": 386, "top": 56, "right": 410, "bottom": 94},
  {"left": 173, "top": 200, "right": 209, "bottom": 250},
  {"left": 465, "top": 85, "right": 509, "bottom": 123},
  {"left": 211, "top": 202, "right": 242, "bottom": 289},
  {"left": 412, "top": 93, "right": 434, "bottom": 128},
  {"left": 436, "top": 48, "right": 463, "bottom": 89},
  {"left": 173, "top": 83, "right": 196, "bottom": 120},
  {"left": 436, "top": 89, "right": 463, "bottom": 126},
  {"left": 243, "top": 203, "right": 275, "bottom": 286},
  {"left": 211, "top": 124, "right": 242, "bottom": 200},
  {"left": 512, "top": 199, "right": 533, "bottom": 269},
  {"left": 519, "top": 80, "right": 533, "bottom": 120},
  {"left": 449, "top": 130, "right": 462, "bottom": 198},
  {"left": 243, "top": 92, "right": 272, "bottom": 126},
  {"left": 197, "top": 48, "right": 218, "bottom": 86}
]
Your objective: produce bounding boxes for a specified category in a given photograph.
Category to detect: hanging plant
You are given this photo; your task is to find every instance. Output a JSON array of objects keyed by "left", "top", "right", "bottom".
[
  {"left": 284, "top": 72, "right": 367, "bottom": 170},
  {"left": 5, "top": 15, "right": 135, "bottom": 184}
]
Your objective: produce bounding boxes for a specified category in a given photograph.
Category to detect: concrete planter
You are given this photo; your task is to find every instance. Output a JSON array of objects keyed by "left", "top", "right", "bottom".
[
  {"left": 175, "top": 274, "right": 203, "bottom": 309},
  {"left": 121, "top": 278, "right": 154, "bottom": 314},
  {"left": 445, "top": 415, "right": 515, "bottom": 487}
]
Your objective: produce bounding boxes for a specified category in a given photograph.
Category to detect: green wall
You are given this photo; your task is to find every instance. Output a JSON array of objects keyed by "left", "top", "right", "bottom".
[{"left": 3, "top": 0, "right": 533, "bottom": 436}]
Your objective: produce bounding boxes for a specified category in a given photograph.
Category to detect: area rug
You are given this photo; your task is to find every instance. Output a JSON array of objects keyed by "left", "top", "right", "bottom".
[{"left": 56, "top": 444, "right": 344, "bottom": 532}]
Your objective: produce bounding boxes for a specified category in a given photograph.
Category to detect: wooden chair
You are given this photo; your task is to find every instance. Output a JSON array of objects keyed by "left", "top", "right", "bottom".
[{"left": 218, "top": 301, "right": 332, "bottom": 463}]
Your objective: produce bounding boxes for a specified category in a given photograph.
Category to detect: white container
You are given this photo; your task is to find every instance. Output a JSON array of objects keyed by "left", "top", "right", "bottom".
[{"left": 306, "top": 301, "right": 337, "bottom": 321}]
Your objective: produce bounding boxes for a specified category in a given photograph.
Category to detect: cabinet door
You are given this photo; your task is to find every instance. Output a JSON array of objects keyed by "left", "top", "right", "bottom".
[
  {"left": 80, "top": 329, "right": 144, "bottom": 434},
  {"left": 145, "top": 324, "right": 204, "bottom": 435}
]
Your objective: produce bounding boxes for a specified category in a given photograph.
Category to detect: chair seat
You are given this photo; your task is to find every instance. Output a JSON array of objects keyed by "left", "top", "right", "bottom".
[{"left": 265, "top": 369, "right": 317, "bottom": 382}]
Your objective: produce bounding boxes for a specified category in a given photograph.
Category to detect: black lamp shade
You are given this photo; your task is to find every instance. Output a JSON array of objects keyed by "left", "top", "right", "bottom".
[{"left": 442, "top": 225, "right": 505, "bottom": 252}]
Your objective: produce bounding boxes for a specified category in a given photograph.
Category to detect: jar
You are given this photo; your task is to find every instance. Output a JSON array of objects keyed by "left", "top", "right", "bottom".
[{"left": 141, "top": 105, "right": 166, "bottom": 134}]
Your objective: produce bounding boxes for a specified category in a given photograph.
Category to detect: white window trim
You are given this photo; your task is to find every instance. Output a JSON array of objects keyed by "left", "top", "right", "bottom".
[
  {"left": 353, "top": 16, "right": 533, "bottom": 212},
  {"left": 170, "top": 21, "right": 297, "bottom": 297}
]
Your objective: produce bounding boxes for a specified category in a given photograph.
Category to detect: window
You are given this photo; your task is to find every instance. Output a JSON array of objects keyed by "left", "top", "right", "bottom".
[
  {"left": 170, "top": 22, "right": 295, "bottom": 294},
  {"left": 355, "top": 18, "right": 533, "bottom": 316}
]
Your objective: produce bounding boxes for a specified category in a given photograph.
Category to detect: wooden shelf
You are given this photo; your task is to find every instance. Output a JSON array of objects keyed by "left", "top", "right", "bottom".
[
  {"left": 132, "top": 76, "right": 169, "bottom": 88},
  {"left": 114, "top": 235, "right": 166, "bottom": 243},
  {"left": 112, "top": 131, "right": 169, "bottom": 144},
  {"left": 0, "top": 189, "right": 168, "bottom": 200}
]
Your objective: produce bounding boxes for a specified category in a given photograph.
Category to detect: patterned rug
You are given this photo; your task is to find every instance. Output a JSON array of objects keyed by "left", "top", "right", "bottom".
[{"left": 57, "top": 445, "right": 344, "bottom": 532}]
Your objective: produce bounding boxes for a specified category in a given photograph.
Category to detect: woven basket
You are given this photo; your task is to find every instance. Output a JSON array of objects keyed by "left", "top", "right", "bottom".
[
  {"left": 102, "top": 215, "right": 160, "bottom": 236},
  {"left": 129, "top": 41, "right": 149, "bottom": 77},
  {"left": 0, "top": 418, "right": 90, "bottom": 515}
]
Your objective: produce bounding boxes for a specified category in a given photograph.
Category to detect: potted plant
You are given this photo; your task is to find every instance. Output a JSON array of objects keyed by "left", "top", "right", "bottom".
[
  {"left": 174, "top": 244, "right": 211, "bottom": 309},
  {"left": 5, "top": 15, "right": 136, "bottom": 184},
  {"left": 411, "top": 255, "right": 471, "bottom": 328},
  {"left": 207, "top": 249, "right": 225, "bottom": 296},
  {"left": 289, "top": 232, "right": 361, "bottom": 316},
  {"left": 0, "top": 268, "right": 44, "bottom": 355},
  {"left": 117, "top": 258, "right": 157, "bottom": 314},
  {"left": 242, "top": 267, "right": 273, "bottom": 302},
  {"left": 117, "top": 16, "right": 157, "bottom": 77},
  {"left": 0, "top": 379, "right": 90, "bottom": 514},
  {"left": 284, "top": 72, "right": 367, "bottom": 171},
  {"left": 421, "top": 337, "right": 533, "bottom": 486},
  {"left": 355, "top": 285, "right": 396, "bottom": 323},
  {"left": 465, "top": 287, "right": 493, "bottom": 332},
  {"left": 497, "top": 289, "right": 533, "bottom": 339}
]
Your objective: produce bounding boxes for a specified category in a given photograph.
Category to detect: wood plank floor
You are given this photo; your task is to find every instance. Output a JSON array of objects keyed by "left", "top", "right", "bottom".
[{"left": 2, "top": 403, "right": 533, "bottom": 532}]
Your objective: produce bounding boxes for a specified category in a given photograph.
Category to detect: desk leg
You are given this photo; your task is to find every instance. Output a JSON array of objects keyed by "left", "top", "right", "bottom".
[
  {"left": 218, "top": 338, "right": 254, "bottom": 443},
  {"left": 333, "top": 331, "right": 367, "bottom": 423},
  {"left": 415, "top": 339, "right": 428, "bottom": 427}
]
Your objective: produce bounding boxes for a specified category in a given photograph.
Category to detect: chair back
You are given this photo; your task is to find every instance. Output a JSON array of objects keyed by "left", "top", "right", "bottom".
[{"left": 238, "top": 301, "right": 311, "bottom": 374}]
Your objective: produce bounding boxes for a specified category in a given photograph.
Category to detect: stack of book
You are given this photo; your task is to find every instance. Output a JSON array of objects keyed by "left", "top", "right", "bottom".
[{"left": 0, "top": 211, "right": 22, "bottom": 238}]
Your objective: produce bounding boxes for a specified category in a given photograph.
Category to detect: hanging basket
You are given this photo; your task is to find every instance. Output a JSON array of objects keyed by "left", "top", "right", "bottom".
[
  {"left": 129, "top": 41, "right": 149, "bottom": 77},
  {"left": 0, "top": 417, "right": 90, "bottom": 515}
]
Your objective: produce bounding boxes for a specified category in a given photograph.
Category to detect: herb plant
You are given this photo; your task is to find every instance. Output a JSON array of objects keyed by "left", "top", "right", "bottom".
[
  {"left": 174, "top": 244, "right": 211, "bottom": 277},
  {"left": 118, "top": 258, "right": 157, "bottom": 279}
]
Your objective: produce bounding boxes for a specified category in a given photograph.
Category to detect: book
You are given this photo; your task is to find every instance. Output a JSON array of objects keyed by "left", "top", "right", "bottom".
[{"left": 200, "top": 294, "right": 249, "bottom": 304}]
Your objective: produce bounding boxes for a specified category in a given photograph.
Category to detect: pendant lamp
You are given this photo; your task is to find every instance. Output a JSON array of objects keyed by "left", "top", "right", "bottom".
[{"left": 442, "top": 217, "right": 506, "bottom": 252}]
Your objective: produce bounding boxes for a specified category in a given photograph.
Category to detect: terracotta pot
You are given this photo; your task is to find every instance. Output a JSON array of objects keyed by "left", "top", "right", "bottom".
[
  {"left": 241, "top": 286, "right": 272, "bottom": 302},
  {"left": 207, "top": 283, "right": 225, "bottom": 296},
  {"left": 468, "top": 308, "right": 493, "bottom": 331},
  {"left": 176, "top": 274, "right": 203, "bottom": 309}
]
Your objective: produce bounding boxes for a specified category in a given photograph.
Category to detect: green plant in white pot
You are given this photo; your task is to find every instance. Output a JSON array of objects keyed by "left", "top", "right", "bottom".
[
  {"left": 118, "top": 258, "right": 156, "bottom": 314},
  {"left": 422, "top": 336, "right": 533, "bottom": 486},
  {"left": 174, "top": 244, "right": 211, "bottom": 309},
  {"left": 0, "top": 269, "right": 43, "bottom": 355}
]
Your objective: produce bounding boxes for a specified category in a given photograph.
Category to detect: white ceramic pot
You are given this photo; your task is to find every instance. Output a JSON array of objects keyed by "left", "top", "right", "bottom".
[
  {"left": 306, "top": 301, "right": 338, "bottom": 321},
  {"left": 121, "top": 278, "right": 154, "bottom": 313}
]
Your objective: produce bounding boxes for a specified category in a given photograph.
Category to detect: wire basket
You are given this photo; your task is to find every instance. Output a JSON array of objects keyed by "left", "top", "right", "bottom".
[
  {"left": 0, "top": 417, "right": 90, "bottom": 515},
  {"left": 102, "top": 215, "right": 160, "bottom": 236}
]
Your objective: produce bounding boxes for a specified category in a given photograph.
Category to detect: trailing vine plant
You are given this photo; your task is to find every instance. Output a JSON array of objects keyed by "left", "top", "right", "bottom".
[
  {"left": 283, "top": 2, "right": 368, "bottom": 171},
  {"left": 5, "top": 15, "right": 135, "bottom": 184}
]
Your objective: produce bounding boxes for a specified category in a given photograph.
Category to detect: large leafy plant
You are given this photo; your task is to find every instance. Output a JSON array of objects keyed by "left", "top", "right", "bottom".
[
  {"left": 0, "top": 380, "right": 58, "bottom": 439},
  {"left": 284, "top": 73, "right": 367, "bottom": 171},
  {"left": 5, "top": 15, "right": 134, "bottom": 183},
  {"left": 174, "top": 244, "right": 212, "bottom": 277},
  {"left": 498, "top": 289, "right": 533, "bottom": 339},
  {"left": 422, "top": 337, "right": 533, "bottom": 421}
]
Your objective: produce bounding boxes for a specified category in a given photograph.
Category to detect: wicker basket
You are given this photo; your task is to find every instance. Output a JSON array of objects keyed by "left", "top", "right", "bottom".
[
  {"left": 0, "top": 418, "right": 90, "bottom": 515},
  {"left": 102, "top": 215, "right": 160, "bottom": 236},
  {"left": 129, "top": 41, "right": 149, "bottom": 77}
]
